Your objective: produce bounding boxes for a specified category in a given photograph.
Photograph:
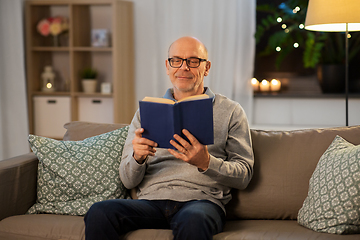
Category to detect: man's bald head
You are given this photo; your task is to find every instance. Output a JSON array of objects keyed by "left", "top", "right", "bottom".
[{"left": 168, "top": 36, "right": 208, "bottom": 59}]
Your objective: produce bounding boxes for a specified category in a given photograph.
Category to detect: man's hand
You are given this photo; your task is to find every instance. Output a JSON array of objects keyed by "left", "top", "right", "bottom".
[
  {"left": 132, "top": 128, "right": 157, "bottom": 163},
  {"left": 168, "top": 129, "right": 210, "bottom": 171}
]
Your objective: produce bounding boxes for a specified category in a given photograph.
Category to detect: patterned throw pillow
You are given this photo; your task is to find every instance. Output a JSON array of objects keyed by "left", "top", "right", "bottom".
[
  {"left": 298, "top": 135, "right": 360, "bottom": 234},
  {"left": 27, "top": 126, "right": 130, "bottom": 216}
]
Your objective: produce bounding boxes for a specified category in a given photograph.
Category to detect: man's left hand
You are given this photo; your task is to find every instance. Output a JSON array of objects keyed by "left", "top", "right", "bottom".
[{"left": 168, "top": 129, "right": 210, "bottom": 171}]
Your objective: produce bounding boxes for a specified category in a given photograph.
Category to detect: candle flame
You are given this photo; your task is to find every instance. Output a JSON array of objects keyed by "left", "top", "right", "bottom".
[
  {"left": 261, "top": 79, "right": 269, "bottom": 85},
  {"left": 251, "top": 78, "right": 258, "bottom": 84},
  {"left": 271, "top": 79, "right": 279, "bottom": 85}
]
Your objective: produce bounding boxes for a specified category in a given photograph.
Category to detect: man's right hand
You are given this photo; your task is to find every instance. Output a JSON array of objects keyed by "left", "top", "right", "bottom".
[{"left": 132, "top": 128, "right": 158, "bottom": 163}]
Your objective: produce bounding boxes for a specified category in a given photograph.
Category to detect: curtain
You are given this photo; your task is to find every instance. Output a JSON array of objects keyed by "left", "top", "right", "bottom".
[
  {"left": 0, "top": 0, "right": 29, "bottom": 160},
  {"left": 131, "top": 0, "right": 256, "bottom": 121},
  {"left": 0, "top": 0, "right": 256, "bottom": 160}
]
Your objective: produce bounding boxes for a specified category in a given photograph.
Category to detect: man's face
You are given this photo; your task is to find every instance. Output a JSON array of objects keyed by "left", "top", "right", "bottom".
[{"left": 166, "top": 38, "right": 210, "bottom": 99}]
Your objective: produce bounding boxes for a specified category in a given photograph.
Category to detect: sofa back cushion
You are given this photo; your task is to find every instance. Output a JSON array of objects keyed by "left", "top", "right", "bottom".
[
  {"left": 226, "top": 125, "right": 360, "bottom": 220},
  {"left": 63, "top": 121, "right": 128, "bottom": 141}
]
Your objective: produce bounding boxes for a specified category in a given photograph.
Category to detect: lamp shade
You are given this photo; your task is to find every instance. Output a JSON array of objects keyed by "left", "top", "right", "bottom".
[{"left": 305, "top": 0, "right": 360, "bottom": 32}]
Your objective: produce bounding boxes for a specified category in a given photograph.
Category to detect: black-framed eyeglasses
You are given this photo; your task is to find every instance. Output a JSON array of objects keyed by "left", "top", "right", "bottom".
[{"left": 168, "top": 57, "right": 207, "bottom": 68}]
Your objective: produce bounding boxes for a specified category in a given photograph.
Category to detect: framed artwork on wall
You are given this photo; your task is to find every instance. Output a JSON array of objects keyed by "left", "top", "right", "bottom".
[{"left": 91, "top": 29, "right": 110, "bottom": 47}]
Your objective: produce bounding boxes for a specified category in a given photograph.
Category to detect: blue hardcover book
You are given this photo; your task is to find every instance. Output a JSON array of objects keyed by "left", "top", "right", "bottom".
[{"left": 139, "top": 94, "right": 214, "bottom": 149}]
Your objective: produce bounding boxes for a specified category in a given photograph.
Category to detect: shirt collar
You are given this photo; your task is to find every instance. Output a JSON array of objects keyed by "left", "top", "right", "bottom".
[{"left": 163, "top": 87, "right": 215, "bottom": 102}]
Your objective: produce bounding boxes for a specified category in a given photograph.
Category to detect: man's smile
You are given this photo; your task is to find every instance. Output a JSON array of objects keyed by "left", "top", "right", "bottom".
[{"left": 176, "top": 75, "right": 192, "bottom": 79}]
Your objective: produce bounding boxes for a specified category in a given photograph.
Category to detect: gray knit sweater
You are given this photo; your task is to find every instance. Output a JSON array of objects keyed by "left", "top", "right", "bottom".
[{"left": 120, "top": 88, "right": 254, "bottom": 213}]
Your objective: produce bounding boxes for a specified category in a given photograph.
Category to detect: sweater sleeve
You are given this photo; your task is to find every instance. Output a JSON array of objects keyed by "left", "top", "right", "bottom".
[
  {"left": 119, "top": 110, "right": 147, "bottom": 189},
  {"left": 202, "top": 103, "right": 254, "bottom": 190}
]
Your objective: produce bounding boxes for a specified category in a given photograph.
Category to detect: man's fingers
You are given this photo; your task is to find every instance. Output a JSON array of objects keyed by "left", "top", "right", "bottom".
[
  {"left": 172, "top": 134, "right": 191, "bottom": 149},
  {"left": 134, "top": 137, "right": 158, "bottom": 148},
  {"left": 132, "top": 128, "right": 158, "bottom": 163},
  {"left": 168, "top": 148, "right": 183, "bottom": 159},
  {"left": 133, "top": 128, "right": 158, "bottom": 147},
  {"left": 182, "top": 129, "right": 198, "bottom": 145},
  {"left": 134, "top": 128, "right": 144, "bottom": 137}
]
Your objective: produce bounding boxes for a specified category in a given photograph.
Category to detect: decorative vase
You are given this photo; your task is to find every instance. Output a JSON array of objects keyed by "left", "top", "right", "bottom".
[
  {"left": 82, "top": 79, "right": 97, "bottom": 93},
  {"left": 41, "top": 66, "right": 56, "bottom": 92},
  {"left": 317, "top": 64, "right": 345, "bottom": 93}
]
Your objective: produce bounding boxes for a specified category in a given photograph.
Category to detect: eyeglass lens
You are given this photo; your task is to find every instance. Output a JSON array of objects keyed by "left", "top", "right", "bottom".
[{"left": 169, "top": 58, "right": 201, "bottom": 68}]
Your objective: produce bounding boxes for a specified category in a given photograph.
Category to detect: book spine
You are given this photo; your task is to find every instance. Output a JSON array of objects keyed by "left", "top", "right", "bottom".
[{"left": 173, "top": 103, "right": 183, "bottom": 143}]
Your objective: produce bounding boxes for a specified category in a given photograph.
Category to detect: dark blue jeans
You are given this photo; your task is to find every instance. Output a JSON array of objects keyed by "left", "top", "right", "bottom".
[{"left": 84, "top": 199, "right": 225, "bottom": 240}]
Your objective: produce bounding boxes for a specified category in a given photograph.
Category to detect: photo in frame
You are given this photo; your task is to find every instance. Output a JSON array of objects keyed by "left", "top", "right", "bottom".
[{"left": 91, "top": 29, "right": 111, "bottom": 47}]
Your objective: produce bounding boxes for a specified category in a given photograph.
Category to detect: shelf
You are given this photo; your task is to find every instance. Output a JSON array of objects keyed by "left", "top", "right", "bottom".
[
  {"left": 73, "top": 47, "right": 112, "bottom": 52},
  {"left": 32, "top": 47, "right": 112, "bottom": 52},
  {"left": 26, "top": 0, "right": 135, "bottom": 136},
  {"left": 31, "top": 92, "right": 113, "bottom": 98},
  {"left": 32, "top": 47, "right": 70, "bottom": 51},
  {"left": 254, "top": 92, "right": 360, "bottom": 99},
  {"left": 33, "top": 91, "right": 70, "bottom": 96},
  {"left": 74, "top": 92, "right": 113, "bottom": 98}
]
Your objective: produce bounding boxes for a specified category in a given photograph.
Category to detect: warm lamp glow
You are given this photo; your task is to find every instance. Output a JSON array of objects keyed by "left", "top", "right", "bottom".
[
  {"left": 305, "top": 0, "right": 360, "bottom": 32},
  {"left": 270, "top": 79, "right": 281, "bottom": 92},
  {"left": 306, "top": 23, "right": 360, "bottom": 32},
  {"left": 259, "top": 79, "right": 270, "bottom": 92},
  {"left": 251, "top": 78, "right": 259, "bottom": 91}
]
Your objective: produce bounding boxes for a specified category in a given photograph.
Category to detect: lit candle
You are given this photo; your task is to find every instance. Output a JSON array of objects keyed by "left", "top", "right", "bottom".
[
  {"left": 270, "top": 79, "right": 281, "bottom": 92},
  {"left": 259, "top": 79, "right": 270, "bottom": 92},
  {"left": 251, "top": 78, "right": 259, "bottom": 91}
]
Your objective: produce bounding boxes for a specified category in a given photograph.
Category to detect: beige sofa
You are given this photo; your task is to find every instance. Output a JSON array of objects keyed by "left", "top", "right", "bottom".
[{"left": 0, "top": 121, "right": 360, "bottom": 240}]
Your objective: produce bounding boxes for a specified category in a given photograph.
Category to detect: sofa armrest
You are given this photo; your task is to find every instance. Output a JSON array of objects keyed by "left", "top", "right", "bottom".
[{"left": 0, "top": 153, "right": 38, "bottom": 221}]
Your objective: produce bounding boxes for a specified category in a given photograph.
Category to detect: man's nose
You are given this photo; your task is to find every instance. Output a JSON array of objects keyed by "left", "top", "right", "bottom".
[{"left": 180, "top": 60, "right": 190, "bottom": 70}]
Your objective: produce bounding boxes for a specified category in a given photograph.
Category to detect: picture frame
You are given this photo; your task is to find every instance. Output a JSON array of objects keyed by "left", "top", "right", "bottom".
[{"left": 91, "top": 29, "right": 110, "bottom": 47}]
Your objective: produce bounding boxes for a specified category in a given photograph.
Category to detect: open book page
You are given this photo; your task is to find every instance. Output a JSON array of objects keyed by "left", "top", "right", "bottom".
[
  {"left": 141, "top": 97, "right": 175, "bottom": 104},
  {"left": 141, "top": 94, "right": 209, "bottom": 105},
  {"left": 177, "top": 94, "right": 209, "bottom": 102}
]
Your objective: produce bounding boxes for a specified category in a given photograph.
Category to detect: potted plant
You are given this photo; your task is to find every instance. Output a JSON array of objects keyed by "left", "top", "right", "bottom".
[
  {"left": 255, "top": 0, "right": 360, "bottom": 93},
  {"left": 81, "top": 67, "right": 98, "bottom": 93},
  {"left": 256, "top": 0, "right": 314, "bottom": 69}
]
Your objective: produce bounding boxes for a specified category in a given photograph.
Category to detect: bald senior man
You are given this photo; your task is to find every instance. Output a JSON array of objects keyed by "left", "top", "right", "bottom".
[{"left": 84, "top": 36, "right": 254, "bottom": 240}]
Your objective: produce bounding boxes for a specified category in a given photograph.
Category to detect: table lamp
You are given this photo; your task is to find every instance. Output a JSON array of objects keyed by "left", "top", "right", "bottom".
[{"left": 305, "top": 0, "right": 360, "bottom": 126}]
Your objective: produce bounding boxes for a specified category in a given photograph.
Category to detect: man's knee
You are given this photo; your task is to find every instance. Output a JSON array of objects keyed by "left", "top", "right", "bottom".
[
  {"left": 84, "top": 200, "right": 125, "bottom": 240},
  {"left": 85, "top": 200, "right": 117, "bottom": 223},
  {"left": 171, "top": 201, "right": 225, "bottom": 239},
  {"left": 177, "top": 207, "right": 215, "bottom": 227}
]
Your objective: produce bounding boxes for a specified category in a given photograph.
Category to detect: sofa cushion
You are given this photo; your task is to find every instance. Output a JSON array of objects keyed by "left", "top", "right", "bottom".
[
  {"left": 124, "top": 220, "right": 360, "bottom": 240},
  {"left": 298, "top": 135, "right": 360, "bottom": 234},
  {"left": 215, "top": 220, "right": 360, "bottom": 240},
  {"left": 226, "top": 125, "right": 360, "bottom": 220},
  {"left": 63, "top": 121, "right": 128, "bottom": 141},
  {"left": 0, "top": 214, "right": 85, "bottom": 240},
  {"left": 27, "top": 126, "right": 130, "bottom": 216}
]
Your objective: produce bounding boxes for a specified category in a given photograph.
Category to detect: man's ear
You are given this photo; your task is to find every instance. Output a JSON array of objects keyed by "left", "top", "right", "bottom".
[
  {"left": 165, "top": 59, "right": 170, "bottom": 75},
  {"left": 204, "top": 61, "right": 211, "bottom": 76}
]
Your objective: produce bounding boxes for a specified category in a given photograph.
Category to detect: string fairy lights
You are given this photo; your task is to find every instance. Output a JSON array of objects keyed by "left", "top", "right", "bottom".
[{"left": 273, "top": 5, "right": 302, "bottom": 52}]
